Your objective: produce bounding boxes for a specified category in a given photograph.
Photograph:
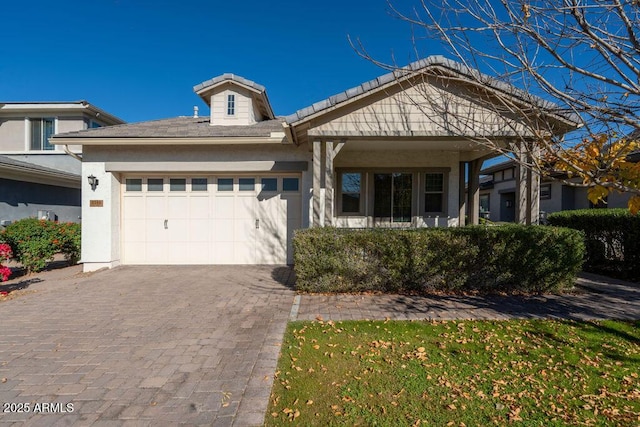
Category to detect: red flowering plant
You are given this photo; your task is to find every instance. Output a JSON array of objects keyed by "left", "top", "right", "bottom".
[{"left": 0, "top": 243, "right": 12, "bottom": 282}]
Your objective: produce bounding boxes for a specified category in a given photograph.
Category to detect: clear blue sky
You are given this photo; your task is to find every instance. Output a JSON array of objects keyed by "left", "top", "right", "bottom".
[{"left": 1, "top": 0, "right": 436, "bottom": 123}]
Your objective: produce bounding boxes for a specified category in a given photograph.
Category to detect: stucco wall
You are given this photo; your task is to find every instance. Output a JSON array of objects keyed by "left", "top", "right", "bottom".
[
  {"left": 0, "top": 118, "right": 25, "bottom": 151},
  {"left": 0, "top": 177, "right": 81, "bottom": 223}
]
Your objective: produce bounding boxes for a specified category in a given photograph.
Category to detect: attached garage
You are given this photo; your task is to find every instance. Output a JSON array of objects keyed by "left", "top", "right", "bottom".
[{"left": 122, "top": 175, "right": 301, "bottom": 265}]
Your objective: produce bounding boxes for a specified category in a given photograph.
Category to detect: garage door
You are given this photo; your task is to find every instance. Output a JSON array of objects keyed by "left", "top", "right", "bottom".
[{"left": 122, "top": 175, "right": 301, "bottom": 265}]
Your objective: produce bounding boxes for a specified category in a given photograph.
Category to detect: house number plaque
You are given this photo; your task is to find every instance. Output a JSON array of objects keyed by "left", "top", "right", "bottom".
[{"left": 89, "top": 200, "right": 104, "bottom": 207}]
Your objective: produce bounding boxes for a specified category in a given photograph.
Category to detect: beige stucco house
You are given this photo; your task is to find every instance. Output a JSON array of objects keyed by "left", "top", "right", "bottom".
[{"left": 52, "top": 57, "right": 577, "bottom": 271}]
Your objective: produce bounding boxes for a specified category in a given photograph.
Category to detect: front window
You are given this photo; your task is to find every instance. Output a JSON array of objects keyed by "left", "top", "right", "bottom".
[
  {"left": 30, "top": 118, "right": 55, "bottom": 150},
  {"left": 480, "top": 194, "right": 490, "bottom": 213},
  {"left": 340, "top": 172, "right": 362, "bottom": 214},
  {"left": 540, "top": 184, "right": 552, "bottom": 200},
  {"left": 374, "top": 173, "right": 412, "bottom": 222},
  {"left": 227, "top": 94, "right": 235, "bottom": 116},
  {"left": 424, "top": 173, "right": 444, "bottom": 213}
]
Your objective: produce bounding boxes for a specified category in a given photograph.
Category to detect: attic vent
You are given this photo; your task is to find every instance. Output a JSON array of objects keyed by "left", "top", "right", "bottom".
[{"left": 193, "top": 106, "right": 199, "bottom": 118}]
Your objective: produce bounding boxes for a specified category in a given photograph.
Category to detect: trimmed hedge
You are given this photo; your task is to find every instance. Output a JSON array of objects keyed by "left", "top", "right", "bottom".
[
  {"left": 0, "top": 218, "right": 81, "bottom": 273},
  {"left": 293, "top": 226, "right": 584, "bottom": 294},
  {"left": 547, "top": 209, "right": 640, "bottom": 281}
]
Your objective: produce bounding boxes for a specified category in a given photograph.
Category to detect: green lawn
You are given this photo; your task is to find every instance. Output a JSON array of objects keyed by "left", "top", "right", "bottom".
[{"left": 267, "top": 319, "right": 639, "bottom": 426}]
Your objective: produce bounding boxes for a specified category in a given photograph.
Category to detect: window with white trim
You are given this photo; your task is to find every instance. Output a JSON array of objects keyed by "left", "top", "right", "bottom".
[
  {"left": 30, "top": 118, "right": 55, "bottom": 150},
  {"left": 227, "top": 94, "right": 235, "bottom": 116},
  {"left": 340, "top": 172, "right": 362, "bottom": 214},
  {"left": 424, "top": 172, "right": 445, "bottom": 214}
]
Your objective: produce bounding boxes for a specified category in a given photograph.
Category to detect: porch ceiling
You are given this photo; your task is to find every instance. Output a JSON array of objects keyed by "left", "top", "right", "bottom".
[{"left": 339, "top": 138, "right": 495, "bottom": 152}]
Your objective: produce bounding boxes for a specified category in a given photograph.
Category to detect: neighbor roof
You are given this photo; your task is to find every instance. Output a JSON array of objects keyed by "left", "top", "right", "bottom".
[
  {"left": 0, "top": 101, "right": 125, "bottom": 125},
  {"left": 53, "top": 116, "right": 286, "bottom": 139},
  {"left": 0, "top": 155, "right": 80, "bottom": 181},
  {"left": 284, "top": 55, "right": 581, "bottom": 127}
]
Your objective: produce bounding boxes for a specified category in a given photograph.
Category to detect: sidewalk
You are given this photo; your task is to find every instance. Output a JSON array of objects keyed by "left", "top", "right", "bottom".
[{"left": 292, "top": 272, "right": 640, "bottom": 321}]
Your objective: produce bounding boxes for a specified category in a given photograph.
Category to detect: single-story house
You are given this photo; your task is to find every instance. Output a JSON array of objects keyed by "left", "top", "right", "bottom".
[{"left": 52, "top": 56, "right": 577, "bottom": 271}]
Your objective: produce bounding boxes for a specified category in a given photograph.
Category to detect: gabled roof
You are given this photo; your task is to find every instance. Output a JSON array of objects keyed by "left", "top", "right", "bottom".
[
  {"left": 0, "top": 101, "right": 125, "bottom": 125},
  {"left": 52, "top": 117, "right": 287, "bottom": 144},
  {"left": 284, "top": 55, "right": 581, "bottom": 130},
  {"left": 193, "top": 74, "right": 275, "bottom": 120}
]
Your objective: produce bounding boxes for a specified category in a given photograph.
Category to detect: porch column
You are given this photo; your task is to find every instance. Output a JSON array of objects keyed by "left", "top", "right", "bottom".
[
  {"left": 528, "top": 145, "right": 541, "bottom": 225},
  {"left": 467, "top": 159, "right": 482, "bottom": 225},
  {"left": 312, "top": 140, "right": 322, "bottom": 227},
  {"left": 325, "top": 141, "right": 334, "bottom": 226},
  {"left": 458, "top": 161, "right": 467, "bottom": 227},
  {"left": 516, "top": 143, "right": 528, "bottom": 224}
]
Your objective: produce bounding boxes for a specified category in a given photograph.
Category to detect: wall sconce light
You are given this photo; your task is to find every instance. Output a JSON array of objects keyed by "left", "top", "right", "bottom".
[{"left": 88, "top": 175, "right": 99, "bottom": 191}]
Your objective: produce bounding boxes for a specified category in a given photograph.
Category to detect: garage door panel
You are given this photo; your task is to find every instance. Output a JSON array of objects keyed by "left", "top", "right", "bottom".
[
  {"left": 213, "top": 218, "right": 234, "bottom": 242},
  {"left": 189, "top": 219, "right": 210, "bottom": 242},
  {"left": 124, "top": 242, "right": 146, "bottom": 264},
  {"left": 167, "top": 219, "right": 189, "bottom": 241},
  {"left": 214, "top": 197, "right": 234, "bottom": 218},
  {"left": 167, "top": 196, "right": 189, "bottom": 217},
  {"left": 146, "top": 242, "right": 166, "bottom": 263},
  {"left": 123, "top": 219, "right": 146, "bottom": 242},
  {"left": 123, "top": 197, "right": 145, "bottom": 219},
  {"left": 189, "top": 197, "right": 209, "bottom": 219},
  {"left": 145, "top": 197, "right": 166, "bottom": 219},
  {"left": 188, "top": 242, "right": 210, "bottom": 264}
]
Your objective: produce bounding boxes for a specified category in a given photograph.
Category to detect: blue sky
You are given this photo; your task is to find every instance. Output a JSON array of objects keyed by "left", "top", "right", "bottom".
[{"left": 1, "top": 0, "right": 432, "bottom": 123}]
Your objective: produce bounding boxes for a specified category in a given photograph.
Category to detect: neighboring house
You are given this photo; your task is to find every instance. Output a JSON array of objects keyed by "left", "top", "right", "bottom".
[
  {"left": 0, "top": 101, "right": 124, "bottom": 223},
  {"left": 479, "top": 159, "right": 634, "bottom": 222},
  {"left": 52, "top": 56, "right": 577, "bottom": 271}
]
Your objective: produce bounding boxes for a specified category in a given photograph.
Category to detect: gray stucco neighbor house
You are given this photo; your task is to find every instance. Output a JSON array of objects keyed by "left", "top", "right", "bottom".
[
  {"left": 52, "top": 57, "right": 578, "bottom": 271},
  {"left": 0, "top": 101, "right": 124, "bottom": 224}
]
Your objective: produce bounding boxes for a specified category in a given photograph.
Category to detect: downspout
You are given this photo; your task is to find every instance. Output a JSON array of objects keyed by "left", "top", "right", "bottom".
[{"left": 63, "top": 144, "right": 82, "bottom": 161}]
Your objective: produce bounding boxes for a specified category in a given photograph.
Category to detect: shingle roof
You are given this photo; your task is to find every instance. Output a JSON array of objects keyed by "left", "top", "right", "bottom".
[
  {"left": 284, "top": 55, "right": 581, "bottom": 126},
  {"left": 193, "top": 74, "right": 266, "bottom": 94},
  {"left": 0, "top": 155, "right": 80, "bottom": 180},
  {"left": 53, "top": 116, "right": 286, "bottom": 139}
]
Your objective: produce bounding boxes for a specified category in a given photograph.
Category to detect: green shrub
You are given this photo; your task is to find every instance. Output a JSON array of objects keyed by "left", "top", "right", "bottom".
[
  {"left": 293, "top": 225, "right": 584, "bottom": 294},
  {"left": 0, "top": 218, "right": 81, "bottom": 273},
  {"left": 547, "top": 209, "right": 640, "bottom": 281}
]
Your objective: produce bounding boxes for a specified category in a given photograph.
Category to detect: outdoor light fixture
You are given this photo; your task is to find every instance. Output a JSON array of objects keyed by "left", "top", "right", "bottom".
[{"left": 88, "top": 174, "right": 99, "bottom": 191}]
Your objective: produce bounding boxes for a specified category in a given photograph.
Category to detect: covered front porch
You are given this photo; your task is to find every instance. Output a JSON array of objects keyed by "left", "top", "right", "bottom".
[{"left": 308, "top": 137, "right": 540, "bottom": 228}]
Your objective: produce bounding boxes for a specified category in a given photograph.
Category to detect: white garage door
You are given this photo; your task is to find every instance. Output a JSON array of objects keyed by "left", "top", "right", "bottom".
[{"left": 122, "top": 175, "right": 302, "bottom": 265}]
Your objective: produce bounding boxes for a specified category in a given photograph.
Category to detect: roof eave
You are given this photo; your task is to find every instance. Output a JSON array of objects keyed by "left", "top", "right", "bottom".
[{"left": 51, "top": 135, "right": 287, "bottom": 146}]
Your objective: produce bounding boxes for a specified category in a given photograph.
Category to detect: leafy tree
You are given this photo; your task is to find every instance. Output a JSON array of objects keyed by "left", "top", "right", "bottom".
[{"left": 354, "top": 0, "right": 640, "bottom": 212}]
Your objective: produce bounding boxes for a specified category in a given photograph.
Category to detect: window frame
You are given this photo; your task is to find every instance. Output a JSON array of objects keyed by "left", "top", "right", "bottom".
[
  {"left": 29, "top": 117, "right": 56, "bottom": 151},
  {"left": 423, "top": 172, "right": 446, "bottom": 215},
  {"left": 540, "top": 183, "right": 552, "bottom": 200},
  {"left": 282, "top": 177, "right": 300, "bottom": 192},
  {"left": 227, "top": 94, "right": 235, "bottom": 116},
  {"left": 337, "top": 172, "right": 364, "bottom": 216}
]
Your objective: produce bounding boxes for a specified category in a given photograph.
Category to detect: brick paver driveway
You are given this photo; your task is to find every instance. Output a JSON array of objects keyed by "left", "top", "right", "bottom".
[{"left": 0, "top": 265, "right": 295, "bottom": 426}]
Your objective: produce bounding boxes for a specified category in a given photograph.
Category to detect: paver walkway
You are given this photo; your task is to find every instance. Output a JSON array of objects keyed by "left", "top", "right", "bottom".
[
  {"left": 293, "top": 272, "right": 640, "bottom": 321},
  {"left": 0, "top": 265, "right": 295, "bottom": 426}
]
